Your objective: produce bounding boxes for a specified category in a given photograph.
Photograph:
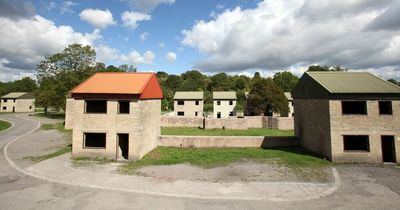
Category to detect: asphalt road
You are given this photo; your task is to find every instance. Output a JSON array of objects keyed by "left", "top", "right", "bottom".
[{"left": 0, "top": 114, "right": 400, "bottom": 209}]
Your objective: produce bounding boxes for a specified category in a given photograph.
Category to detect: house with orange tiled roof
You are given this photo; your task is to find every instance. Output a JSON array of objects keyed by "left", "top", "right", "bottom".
[{"left": 65, "top": 72, "right": 163, "bottom": 160}]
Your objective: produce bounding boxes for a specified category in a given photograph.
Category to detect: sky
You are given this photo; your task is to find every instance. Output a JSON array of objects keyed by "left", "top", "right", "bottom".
[{"left": 0, "top": 0, "right": 400, "bottom": 82}]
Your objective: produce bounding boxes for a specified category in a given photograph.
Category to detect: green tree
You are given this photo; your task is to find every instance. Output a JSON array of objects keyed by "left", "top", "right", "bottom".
[
  {"left": 165, "top": 75, "right": 182, "bottom": 91},
  {"left": 36, "top": 44, "right": 97, "bottom": 112},
  {"left": 307, "top": 65, "right": 347, "bottom": 72},
  {"left": 207, "top": 73, "right": 232, "bottom": 91},
  {"left": 181, "top": 70, "right": 207, "bottom": 91},
  {"left": 0, "top": 77, "right": 37, "bottom": 97},
  {"left": 388, "top": 79, "right": 399, "bottom": 86},
  {"left": 273, "top": 71, "right": 299, "bottom": 92},
  {"left": 247, "top": 78, "right": 288, "bottom": 116},
  {"left": 119, "top": 64, "right": 137, "bottom": 72}
]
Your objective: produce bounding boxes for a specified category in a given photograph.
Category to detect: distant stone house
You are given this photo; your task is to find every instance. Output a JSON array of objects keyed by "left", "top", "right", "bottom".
[
  {"left": 0, "top": 92, "right": 35, "bottom": 113},
  {"left": 213, "top": 91, "right": 237, "bottom": 118},
  {"left": 173, "top": 91, "right": 203, "bottom": 117},
  {"left": 293, "top": 71, "right": 400, "bottom": 163},
  {"left": 65, "top": 72, "right": 163, "bottom": 161},
  {"left": 284, "top": 92, "right": 294, "bottom": 117}
]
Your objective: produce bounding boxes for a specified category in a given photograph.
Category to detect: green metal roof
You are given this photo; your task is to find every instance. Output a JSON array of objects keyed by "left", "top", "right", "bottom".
[
  {"left": 173, "top": 91, "right": 203, "bottom": 100},
  {"left": 213, "top": 91, "right": 237, "bottom": 100},
  {"left": 1, "top": 92, "right": 34, "bottom": 99},
  {"left": 307, "top": 72, "right": 400, "bottom": 93}
]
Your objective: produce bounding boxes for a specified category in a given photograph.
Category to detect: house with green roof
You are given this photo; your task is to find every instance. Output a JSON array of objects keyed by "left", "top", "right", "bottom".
[
  {"left": 173, "top": 91, "right": 203, "bottom": 117},
  {"left": 1, "top": 92, "right": 35, "bottom": 113},
  {"left": 293, "top": 71, "right": 400, "bottom": 163},
  {"left": 213, "top": 91, "right": 237, "bottom": 118}
]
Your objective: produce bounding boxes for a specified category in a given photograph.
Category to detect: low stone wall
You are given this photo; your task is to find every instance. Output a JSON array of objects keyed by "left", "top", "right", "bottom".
[
  {"left": 161, "top": 116, "right": 203, "bottom": 127},
  {"left": 161, "top": 116, "right": 294, "bottom": 130},
  {"left": 159, "top": 135, "right": 299, "bottom": 148}
]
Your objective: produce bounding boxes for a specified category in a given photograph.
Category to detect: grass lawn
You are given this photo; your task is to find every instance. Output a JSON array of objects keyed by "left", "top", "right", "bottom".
[
  {"left": 0, "top": 120, "right": 12, "bottom": 132},
  {"left": 161, "top": 127, "right": 294, "bottom": 136},
  {"left": 33, "top": 112, "right": 65, "bottom": 119},
  {"left": 25, "top": 123, "right": 72, "bottom": 162},
  {"left": 120, "top": 146, "right": 329, "bottom": 174}
]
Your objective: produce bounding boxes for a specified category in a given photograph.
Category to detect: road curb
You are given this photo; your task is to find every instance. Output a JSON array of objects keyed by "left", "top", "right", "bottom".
[{"left": 3, "top": 115, "right": 341, "bottom": 201}]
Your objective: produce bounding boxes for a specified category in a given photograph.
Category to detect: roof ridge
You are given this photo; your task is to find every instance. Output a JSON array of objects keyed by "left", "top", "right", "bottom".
[{"left": 138, "top": 73, "right": 157, "bottom": 94}]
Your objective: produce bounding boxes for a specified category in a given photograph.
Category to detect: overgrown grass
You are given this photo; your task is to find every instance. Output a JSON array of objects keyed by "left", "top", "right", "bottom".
[
  {"left": 26, "top": 145, "right": 72, "bottom": 162},
  {"left": 0, "top": 120, "right": 12, "bottom": 132},
  {"left": 120, "top": 146, "right": 329, "bottom": 174},
  {"left": 25, "top": 123, "right": 72, "bottom": 162},
  {"left": 161, "top": 127, "right": 294, "bottom": 136},
  {"left": 33, "top": 112, "right": 65, "bottom": 119}
]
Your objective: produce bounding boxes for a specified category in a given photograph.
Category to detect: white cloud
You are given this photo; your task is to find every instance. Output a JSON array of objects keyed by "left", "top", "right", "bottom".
[
  {"left": 181, "top": 0, "right": 400, "bottom": 79},
  {"left": 119, "top": 50, "right": 155, "bottom": 65},
  {"left": 60, "top": 1, "right": 78, "bottom": 14},
  {"left": 96, "top": 44, "right": 119, "bottom": 63},
  {"left": 140, "top": 32, "right": 149, "bottom": 41},
  {"left": 80, "top": 9, "right": 116, "bottom": 29},
  {"left": 0, "top": 15, "right": 101, "bottom": 81},
  {"left": 121, "top": 11, "right": 151, "bottom": 30},
  {"left": 122, "top": 0, "right": 175, "bottom": 13},
  {"left": 216, "top": 4, "right": 224, "bottom": 10},
  {"left": 166, "top": 52, "right": 177, "bottom": 61},
  {"left": 158, "top": 43, "right": 165, "bottom": 48}
]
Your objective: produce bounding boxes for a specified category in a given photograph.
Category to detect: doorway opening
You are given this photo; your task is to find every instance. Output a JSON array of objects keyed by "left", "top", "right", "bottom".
[
  {"left": 118, "top": 133, "right": 129, "bottom": 160},
  {"left": 381, "top": 135, "right": 396, "bottom": 163},
  {"left": 217, "top": 112, "right": 221, "bottom": 118},
  {"left": 12, "top": 107, "right": 15, "bottom": 112}
]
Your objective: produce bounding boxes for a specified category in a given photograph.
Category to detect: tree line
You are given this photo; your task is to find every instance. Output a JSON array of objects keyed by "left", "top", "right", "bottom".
[{"left": 1, "top": 43, "right": 398, "bottom": 115}]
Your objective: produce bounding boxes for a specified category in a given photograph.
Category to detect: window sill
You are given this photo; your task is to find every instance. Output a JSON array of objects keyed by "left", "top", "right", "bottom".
[
  {"left": 343, "top": 150, "right": 370, "bottom": 153},
  {"left": 83, "top": 147, "right": 106, "bottom": 149}
]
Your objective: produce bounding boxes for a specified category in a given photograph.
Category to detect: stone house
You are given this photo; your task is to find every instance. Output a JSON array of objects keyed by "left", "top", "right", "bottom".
[
  {"left": 293, "top": 71, "right": 400, "bottom": 163},
  {"left": 173, "top": 91, "right": 203, "bottom": 117},
  {"left": 66, "top": 72, "right": 163, "bottom": 161},
  {"left": 0, "top": 92, "right": 35, "bottom": 113},
  {"left": 284, "top": 92, "right": 294, "bottom": 117},
  {"left": 213, "top": 91, "right": 237, "bottom": 118}
]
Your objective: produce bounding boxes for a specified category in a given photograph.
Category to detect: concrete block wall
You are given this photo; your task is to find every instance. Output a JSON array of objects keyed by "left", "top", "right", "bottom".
[
  {"left": 161, "top": 116, "right": 203, "bottom": 127},
  {"left": 0, "top": 99, "right": 35, "bottom": 113},
  {"left": 329, "top": 100, "right": 400, "bottom": 163},
  {"left": 173, "top": 100, "right": 203, "bottom": 117},
  {"left": 159, "top": 135, "right": 298, "bottom": 148}
]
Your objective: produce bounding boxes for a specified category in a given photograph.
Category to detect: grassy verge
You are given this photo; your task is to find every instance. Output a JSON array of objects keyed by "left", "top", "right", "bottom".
[
  {"left": 0, "top": 120, "right": 12, "bottom": 132},
  {"left": 25, "top": 122, "right": 72, "bottom": 162},
  {"left": 161, "top": 127, "right": 294, "bottom": 136},
  {"left": 72, "top": 157, "right": 116, "bottom": 165},
  {"left": 33, "top": 112, "right": 65, "bottom": 119},
  {"left": 120, "top": 147, "right": 329, "bottom": 174}
]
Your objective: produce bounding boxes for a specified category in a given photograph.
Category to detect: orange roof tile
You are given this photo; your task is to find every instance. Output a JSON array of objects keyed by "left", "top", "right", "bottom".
[{"left": 71, "top": 72, "right": 163, "bottom": 99}]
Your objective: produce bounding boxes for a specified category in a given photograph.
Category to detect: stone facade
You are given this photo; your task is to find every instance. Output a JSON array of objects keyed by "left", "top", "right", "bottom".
[
  {"left": 68, "top": 98, "right": 160, "bottom": 160},
  {"left": 174, "top": 100, "right": 203, "bottom": 117},
  {"left": 0, "top": 98, "right": 35, "bottom": 113},
  {"left": 213, "top": 99, "right": 236, "bottom": 118},
  {"left": 295, "top": 99, "right": 400, "bottom": 163}
]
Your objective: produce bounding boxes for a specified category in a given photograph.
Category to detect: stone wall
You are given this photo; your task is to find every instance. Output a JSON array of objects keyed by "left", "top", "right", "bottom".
[
  {"left": 173, "top": 100, "right": 203, "bottom": 117},
  {"left": 161, "top": 116, "right": 294, "bottom": 130},
  {"left": 0, "top": 99, "right": 35, "bottom": 113},
  {"left": 294, "top": 99, "right": 332, "bottom": 160},
  {"left": 159, "top": 135, "right": 298, "bottom": 148},
  {"left": 329, "top": 100, "right": 400, "bottom": 163}
]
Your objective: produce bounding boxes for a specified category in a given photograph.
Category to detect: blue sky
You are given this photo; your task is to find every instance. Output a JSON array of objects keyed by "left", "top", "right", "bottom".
[
  {"left": 0, "top": 0, "right": 400, "bottom": 81},
  {"left": 32, "top": 0, "right": 260, "bottom": 74}
]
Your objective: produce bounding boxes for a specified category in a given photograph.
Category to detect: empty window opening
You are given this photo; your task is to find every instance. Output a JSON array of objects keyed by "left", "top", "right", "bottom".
[
  {"left": 343, "top": 135, "right": 370, "bottom": 151},
  {"left": 2, "top": 107, "right": 6, "bottom": 110},
  {"left": 229, "top": 111, "right": 234, "bottom": 116},
  {"left": 195, "top": 112, "right": 198, "bottom": 116},
  {"left": 3, "top": 99, "right": 7, "bottom": 102},
  {"left": 177, "top": 100, "right": 184, "bottom": 105},
  {"left": 229, "top": 101, "right": 233, "bottom": 105},
  {"left": 118, "top": 101, "right": 130, "bottom": 114},
  {"left": 13, "top": 99, "right": 16, "bottom": 102},
  {"left": 29, "top": 106, "right": 32, "bottom": 109},
  {"left": 85, "top": 100, "right": 107, "bottom": 113},
  {"left": 379, "top": 101, "right": 392, "bottom": 115},
  {"left": 342, "top": 101, "right": 367, "bottom": 115},
  {"left": 118, "top": 134, "right": 129, "bottom": 160},
  {"left": 177, "top": 111, "right": 184, "bottom": 116},
  {"left": 217, "top": 112, "right": 221, "bottom": 118},
  {"left": 84, "top": 133, "right": 106, "bottom": 148},
  {"left": 381, "top": 136, "right": 396, "bottom": 163},
  {"left": 217, "top": 101, "right": 221, "bottom": 105},
  {"left": 195, "top": 101, "right": 199, "bottom": 105}
]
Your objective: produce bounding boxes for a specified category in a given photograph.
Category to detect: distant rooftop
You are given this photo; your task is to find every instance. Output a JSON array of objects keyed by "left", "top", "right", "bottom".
[
  {"left": 1, "top": 92, "right": 34, "bottom": 99},
  {"left": 173, "top": 91, "right": 203, "bottom": 100},
  {"left": 307, "top": 72, "right": 400, "bottom": 94},
  {"left": 213, "top": 91, "right": 237, "bottom": 100}
]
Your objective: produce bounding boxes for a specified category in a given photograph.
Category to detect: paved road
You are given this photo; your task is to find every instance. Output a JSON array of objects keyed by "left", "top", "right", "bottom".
[{"left": 1, "top": 114, "right": 400, "bottom": 209}]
